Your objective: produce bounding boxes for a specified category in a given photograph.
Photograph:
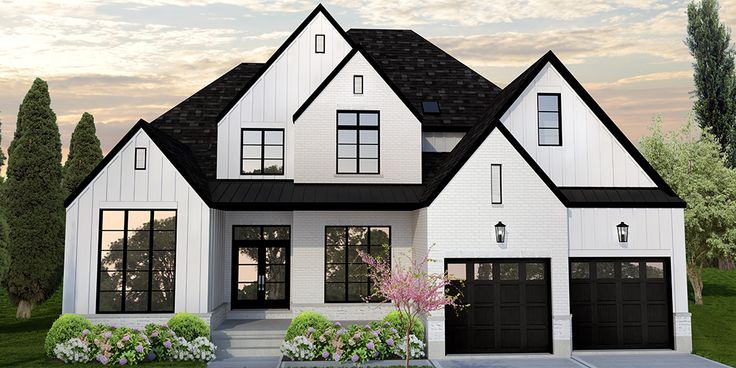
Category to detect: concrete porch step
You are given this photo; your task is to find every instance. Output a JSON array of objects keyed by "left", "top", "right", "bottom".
[
  {"left": 215, "top": 346, "right": 282, "bottom": 358},
  {"left": 212, "top": 319, "right": 288, "bottom": 360},
  {"left": 213, "top": 335, "right": 284, "bottom": 349}
]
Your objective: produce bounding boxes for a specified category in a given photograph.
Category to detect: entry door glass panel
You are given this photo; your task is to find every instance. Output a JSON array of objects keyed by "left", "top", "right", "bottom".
[{"left": 232, "top": 226, "right": 290, "bottom": 308}]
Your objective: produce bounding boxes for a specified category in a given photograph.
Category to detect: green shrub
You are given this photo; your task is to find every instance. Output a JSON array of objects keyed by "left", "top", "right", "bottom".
[
  {"left": 382, "top": 311, "right": 425, "bottom": 339},
  {"left": 285, "top": 311, "right": 331, "bottom": 341},
  {"left": 145, "top": 323, "right": 180, "bottom": 361},
  {"left": 90, "top": 326, "right": 151, "bottom": 365},
  {"left": 44, "top": 314, "right": 93, "bottom": 357},
  {"left": 167, "top": 312, "right": 210, "bottom": 341}
]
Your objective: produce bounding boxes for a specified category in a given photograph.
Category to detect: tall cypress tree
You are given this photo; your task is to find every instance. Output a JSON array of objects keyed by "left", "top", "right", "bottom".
[
  {"left": 63, "top": 112, "right": 102, "bottom": 195},
  {"left": 0, "top": 117, "right": 8, "bottom": 284},
  {"left": 3, "top": 78, "right": 64, "bottom": 318},
  {"left": 686, "top": 0, "right": 736, "bottom": 165}
]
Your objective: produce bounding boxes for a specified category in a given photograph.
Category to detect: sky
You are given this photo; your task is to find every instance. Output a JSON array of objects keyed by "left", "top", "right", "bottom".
[{"left": 1, "top": 0, "right": 735, "bottom": 163}]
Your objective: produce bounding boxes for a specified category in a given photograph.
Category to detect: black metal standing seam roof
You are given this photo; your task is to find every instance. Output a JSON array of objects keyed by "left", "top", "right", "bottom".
[{"left": 558, "top": 187, "right": 685, "bottom": 208}]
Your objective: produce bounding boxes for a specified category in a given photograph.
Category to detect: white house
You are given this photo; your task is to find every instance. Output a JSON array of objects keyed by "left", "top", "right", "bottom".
[{"left": 62, "top": 5, "right": 691, "bottom": 359}]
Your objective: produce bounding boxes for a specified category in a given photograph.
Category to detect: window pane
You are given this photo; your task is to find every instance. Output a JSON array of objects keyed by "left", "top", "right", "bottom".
[
  {"left": 264, "top": 130, "right": 283, "bottom": 145},
  {"left": 242, "top": 130, "right": 261, "bottom": 144},
  {"left": 326, "top": 246, "right": 346, "bottom": 264},
  {"left": 526, "top": 263, "right": 545, "bottom": 280},
  {"left": 499, "top": 263, "right": 519, "bottom": 280},
  {"left": 538, "top": 94, "right": 559, "bottom": 111},
  {"left": 265, "top": 283, "right": 285, "bottom": 300},
  {"left": 265, "top": 247, "right": 286, "bottom": 264},
  {"left": 348, "top": 227, "right": 368, "bottom": 245},
  {"left": 242, "top": 145, "right": 261, "bottom": 159},
  {"left": 348, "top": 263, "right": 368, "bottom": 282},
  {"left": 326, "top": 264, "right": 346, "bottom": 283},
  {"left": 359, "top": 159, "right": 379, "bottom": 173},
  {"left": 491, "top": 164, "right": 502, "bottom": 203},
  {"left": 263, "top": 227, "right": 290, "bottom": 240},
  {"left": 151, "top": 291, "right": 174, "bottom": 312},
  {"left": 369, "top": 227, "right": 390, "bottom": 245},
  {"left": 325, "top": 283, "right": 346, "bottom": 302},
  {"left": 100, "top": 251, "right": 124, "bottom": 270},
  {"left": 234, "top": 226, "right": 261, "bottom": 241},
  {"left": 263, "top": 146, "right": 283, "bottom": 159},
  {"left": 359, "top": 130, "right": 378, "bottom": 144},
  {"left": 98, "top": 292, "right": 122, "bottom": 312},
  {"left": 127, "top": 230, "right": 150, "bottom": 250},
  {"left": 101, "top": 231, "right": 124, "bottom": 251},
  {"left": 315, "top": 34, "right": 325, "bottom": 53},
  {"left": 125, "top": 271, "right": 149, "bottom": 291},
  {"left": 360, "top": 145, "right": 378, "bottom": 159},
  {"left": 152, "top": 251, "right": 175, "bottom": 271},
  {"left": 125, "top": 291, "right": 148, "bottom": 312},
  {"left": 237, "top": 283, "right": 258, "bottom": 300},
  {"left": 360, "top": 113, "right": 378, "bottom": 126},
  {"left": 447, "top": 264, "right": 466, "bottom": 280},
  {"left": 238, "top": 247, "right": 258, "bottom": 264},
  {"left": 474, "top": 263, "right": 493, "bottom": 280},
  {"left": 338, "top": 145, "right": 357, "bottom": 159},
  {"left": 127, "top": 211, "right": 151, "bottom": 231},
  {"left": 239, "top": 265, "right": 258, "bottom": 282},
  {"left": 597, "top": 262, "right": 615, "bottom": 279},
  {"left": 338, "top": 159, "right": 357, "bottom": 173},
  {"left": 126, "top": 251, "right": 149, "bottom": 271},
  {"left": 621, "top": 262, "right": 640, "bottom": 279},
  {"left": 102, "top": 211, "right": 125, "bottom": 230},
  {"left": 353, "top": 76, "right": 363, "bottom": 94},
  {"left": 153, "top": 231, "right": 176, "bottom": 250},
  {"left": 153, "top": 211, "right": 176, "bottom": 230},
  {"left": 325, "top": 227, "right": 346, "bottom": 245},
  {"left": 152, "top": 271, "right": 174, "bottom": 291},
  {"left": 265, "top": 265, "right": 286, "bottom": 282},
  {"left": 538, "top": 112, "right": 560, "bottom": 128},
  {"left": 263, "top": 160, "right": 284, "bottom": 174},
  {"left": 348, "top": 283, "right": 369, "bottom": 301},
  {"left": 135, "top": 149, "right": 146, "bottom": 169},
  {"left": 338, "top": 113, "right": 357, "bottom": 126},
  {"left": 99, "top": 271, "right": 123, "bottom": 291},
  {"left": 338, "top": 130, "right": 357, "bottom": 143},
  {"left": 571, "top": 262, "right": 589, "bottom": 279},
  {"left": 242, "top": 160, "right": 261, "bottom": 174},
  {"left": 539, "top": 129, "right": 560, "bottom": 145},
  {"left": 369, "top": 245, "right": 390, "bottom": 261},
  {"left": 347, "top": 245, "right": 367, "bottom": 263},
  {"left": 646, "top": 262, "right": 665, "bottom": 278}
]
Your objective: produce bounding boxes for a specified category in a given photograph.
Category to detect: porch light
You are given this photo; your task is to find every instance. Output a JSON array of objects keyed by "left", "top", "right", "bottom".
[
  {"left": 495, "top": 221, "right": 506, "bottom": 243},
  {"left": 617, "top": 222, "right": 629, "bottom": 243}
]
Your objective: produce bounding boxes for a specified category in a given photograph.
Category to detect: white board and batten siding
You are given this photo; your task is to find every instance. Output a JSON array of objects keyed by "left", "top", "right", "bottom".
[
  {"left": 501, "top": 63, "right": 655, "bottom": 187},
  {"left": 216, "top": 12, "right": 351, "bottom": 180},
  {"left": 63, "top": 129, "right": 212, "bottom": 316}
]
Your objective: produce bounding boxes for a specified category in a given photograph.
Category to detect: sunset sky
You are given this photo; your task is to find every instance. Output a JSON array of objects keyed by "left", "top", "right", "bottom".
[{"left": 1, "top": 0, "right": 735, "bottom": 163}]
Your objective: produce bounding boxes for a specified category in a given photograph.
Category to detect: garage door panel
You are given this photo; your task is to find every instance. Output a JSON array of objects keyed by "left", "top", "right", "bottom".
[
  {"left": 647, "top": 304, "right": 668, "bottom": 322},
  {"left": 622, "top": 304, "right": 642, "bottom": 322},
  {"left": 527, "top": 328, "right": 549, "bottom": 348},
  {"left": 527, "top": 306, "right": 548, "bottom": 324},
  {"left": 596, "top": 284, "right": 617, "bottom": 301},
  {"left": 500, "top": 306, "right": 521, "bottom": 324},
  {"left": 623, "top": 326, "right": 644, "bottom": 344},
  {"left": 500, "top": 329, "right": 521, "bottom": 348},
  {"left": 571, "top": 304, "right": 592, "bottom": 322},
  {"left": 646, "top": 284, "right": 667, "bottom": 301},
  {"left": 598, "top": 326, "right": 619, "bottom": 345},
  {"left": 474, "top": 285, "right": 494, "bottom": 303},
  {"left": 526, "top": 284, "right": 548, "bottom": 303},
  {"left": 597, "top": 304, "right": 618, "bottom": 322},
  {"left": 473, "top": 306, "right": 495, "bottom": 326},
  {"left": 648, "top": 326, "right": 670, "bottom": 344},
  {"left": 571, "top": 284, "right": 591, "bottom": 302},
  {"left": 622, "top": 283, "right": 642, "bottom": 300},
  {"left": 500, "top": 284, "right": 520, "bottom": 303}
]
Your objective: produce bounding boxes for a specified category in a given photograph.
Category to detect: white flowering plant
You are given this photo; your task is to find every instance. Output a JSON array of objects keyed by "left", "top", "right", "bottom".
[
  {"left": 53, "top": 337, "right": 93, "bottom": 364},
  {"left": 392, "top": 334, "right": 425, "bottom": 359},
  {"left": 171, "top": 336, "right": 217, "bottom": 362},
  {"left": 281, "top": 335, "right": 317, "bottom": 361}
]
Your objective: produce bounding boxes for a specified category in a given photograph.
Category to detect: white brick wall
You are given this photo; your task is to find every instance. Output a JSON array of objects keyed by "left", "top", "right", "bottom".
[{"left": 294, "top": 52, "right": 422, "bottom": 184}]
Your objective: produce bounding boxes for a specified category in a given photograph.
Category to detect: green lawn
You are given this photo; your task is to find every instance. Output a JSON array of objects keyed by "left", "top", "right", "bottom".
[
  {"left": 690, "top": 268, "right": 736, "bottom": 367},
  {"left": 0, "top": 289, "right": 204, "bottom": 367}
]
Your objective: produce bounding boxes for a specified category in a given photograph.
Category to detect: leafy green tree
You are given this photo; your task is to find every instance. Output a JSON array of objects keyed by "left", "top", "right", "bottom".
[
  {"left": 63, "top": 112, "right": 102, "bottom": 195},
  {"left": 0, "top": 116, "right": 8, "bottom": 284},
  {"left": 3, "top": 78, "right": 65, "bottom": 318},
  {"left": 686, "top": 0, "right": 736, "bottom": 165},
  {"left": 640, "top": 117, "right": 736, "bottom": 304}
]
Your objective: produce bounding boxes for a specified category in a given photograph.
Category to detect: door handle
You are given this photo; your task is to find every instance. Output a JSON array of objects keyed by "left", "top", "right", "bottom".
[{"left": 258, "top": 275, "right": 264, "bottom": 291}]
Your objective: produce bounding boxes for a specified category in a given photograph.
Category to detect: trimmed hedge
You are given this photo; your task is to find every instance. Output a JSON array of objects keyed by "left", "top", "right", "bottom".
[
  {"left": 382, "top": 311, "right": 425, "bottom": 339},
  {"left": 284, "top": 311, "right": 331, "bottom": 341},
  {"left": 167, "top": 312, "right": 210, "bottom": 341},
  {"left": 44, "top": 314, "right": 93, "bottom": 358}
]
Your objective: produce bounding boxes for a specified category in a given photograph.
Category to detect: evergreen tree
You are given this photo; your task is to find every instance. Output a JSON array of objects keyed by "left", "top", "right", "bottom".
[
  {"left": 63, "top": 112, "right": 102, "bottom": 195},
  {"left": 0, "top": 117, "right": 8, "bottom": 284},
  {"left": 3, "top": 78, "right": 64, "bottom": 318},
  {"left": 686, "top": 0, "right": 736, "bottom": 165}
]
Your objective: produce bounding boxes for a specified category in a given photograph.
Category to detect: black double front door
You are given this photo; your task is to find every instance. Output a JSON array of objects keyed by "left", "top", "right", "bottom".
[{"left": 231, "top": 226, "right": 290, "bottom": 309}]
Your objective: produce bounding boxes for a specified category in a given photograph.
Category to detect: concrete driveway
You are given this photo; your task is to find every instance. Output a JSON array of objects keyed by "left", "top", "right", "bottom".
[
  {"left": 433, "top": 356, "right": 587, "bottom": 368},
  {"left": 572, "top": 352, "right": 731, "bottom": 368}
]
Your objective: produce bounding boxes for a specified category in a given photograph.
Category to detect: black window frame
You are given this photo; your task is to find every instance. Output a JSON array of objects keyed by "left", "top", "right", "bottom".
[
  {"left": 537, "top": 93, "right": 562, "bottom": 146},
  {"left": 336, "top": 110, "right": 380, "bottom": 175},
  {"left": 96, "top": 209, "right": 177, "bottom": 314},
  {"left": 422, "top": 101, "right": 441, "bottom": 114},
  {"left": 134, "top": 147, "right": 147, "bottom": 170},
  {"left": 315, "top": 34, "right": 325, "bottom": 54},
  {"left": 324, "top": 226, "right": 391, "bottom": 303},
  {"left": 353, "top": 75, "right": 363, "bottom": 94},
  {"left": 240, "top": 128, "right": 285, "bottom": 176},
  {"left": 491, "top": 163, "right": 502, "bottom": 204}
]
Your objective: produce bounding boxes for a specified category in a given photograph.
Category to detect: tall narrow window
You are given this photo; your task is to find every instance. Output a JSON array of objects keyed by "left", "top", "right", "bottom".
[
  {"left": 325, "top": 226, "right": 390, "bottom": 302},
  {"left": 97, "top": 210, "right": 177, "bottom": 313},
  {"left": 337, "top": 111, "right": 379, "bottom": 174},
  {"left": 241, "top": 129, "right": 284, "bottom": 175},
  {"left": 353, "top": 75, "right": 363, "bottom": 94},
  {"left": 538, "top": 93, "right": 561, "bottom": 146},
  {"left": 135, "top": 148, "right": 146, "bottom": 170},
  {"left": 491, "top": 164, "right": 502, "bottom": 204},
  {"left": 315, "top": 34, "right": 325, "bottom": 53}
]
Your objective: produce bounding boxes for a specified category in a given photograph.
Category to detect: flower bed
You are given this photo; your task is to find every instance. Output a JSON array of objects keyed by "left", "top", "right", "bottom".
[
  {"left": 46, "top": 313, "right": 217, "bottom": 365},
  {"left": 280, "top": 312, "right": 425, "bottom": 365}
]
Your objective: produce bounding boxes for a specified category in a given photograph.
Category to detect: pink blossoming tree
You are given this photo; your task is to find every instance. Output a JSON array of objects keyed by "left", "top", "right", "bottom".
[{"left": 358, "top": 247, "right": 463, "bottom": 368}]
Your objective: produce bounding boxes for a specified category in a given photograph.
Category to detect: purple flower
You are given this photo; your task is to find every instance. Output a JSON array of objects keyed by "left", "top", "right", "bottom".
[
  {"left": 102, "top": 331, "right": 112, "bottom": 339},
  {"left": 322, "top": 351, "right": 330, "bottom": 359},
  {"left": 97, "top": 355, "right": 109, "bottom": 365},
  {"left": 163, "top": 340, "right": 172, "bottom": 349},
  {"left": 367, "top": 342, "right": 375, "bottom": 350},
  {"left": 147, "top": 353, "right": 157, "bottom": 361},
  {"left": 122, "top": 335, "right": 130, "bottom": 342},
  {"left": 333, "top": 353, "right": 341, "bottom": 361},
  {"left": 82, "top": 329, "right": 90, "bottom": 336},
  {"left": 391, "top": 328, "right": 398, "bottom": 334},
  {"left": 119, "top": 357, "right": 128, "bottom": 365},
  {"left": 111, "top": 323, "right": 117, "bottom": 329},
  {"left": 351, "top": 355, "right": 359, "bottom": 363},
  {"left": 364, "top": 324, "right": 371, "bottom": 329},
  {"left": 384, "top": 321, "right": 390, "bottom": 326},
  {"left": 336, "top": 329, "right": 345, "bottom": 336},
  {"left": 162, "top": 323, "right": 168, "bottom": 328},
  {"left": 307, "top": 327, "right": 315, "bottom": 334},
  {"left": 353, "top": 333, "right": 361, "bottom": 340},
  {"left": 135, "top": 344, "right": 144, "bottom": 353},
  {"left": 151, "top": 330, "right": 159, "bottom": 338},
  {"left": 372, "top": 331, "right": 379, "bottom": 337},
  {"left": 387, "top": 338, "right": 395, "bottom": 346}
]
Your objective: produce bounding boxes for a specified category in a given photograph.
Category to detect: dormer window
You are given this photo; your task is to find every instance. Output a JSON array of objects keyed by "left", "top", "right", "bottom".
[
  {"left": 353, "top": 75, "right": 363, "bottom": 94},
  {"left": 315, "top": 34, "right": 325, "bottom": 54},
  {"left": 538, "top": 93, "right": 561, "bottom": 146},
  {"left": 135, "top": 148, "right": 146, "bottom": 170}
]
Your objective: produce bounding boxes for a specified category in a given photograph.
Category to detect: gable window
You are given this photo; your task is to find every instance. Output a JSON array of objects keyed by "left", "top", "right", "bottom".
[
  {"left": 241, "top": 129, "right": 284, "bottom": 175},
  {"left": 97, "top": 209, "right": 177, "bottom": 313},
  {"left": 538, "top": 93, "right": 561, "bottom": 146},
  {"left": 325, "top": 226, "right": 390, "bottom": 302},
  {"left": 353, "top": 75, "right": 363, "bottom": 94},
  {"left": 337, "top": 111, "right": 379, "bottom": 174},
  {"left": 135, "top": 148, "right": 146, "bottom": 170},
  {"left": 491, "top": 164, "right": 502, "bottom": 204},
  {"left": 315, "top": 34, "right": 325, "bottom": 54}
]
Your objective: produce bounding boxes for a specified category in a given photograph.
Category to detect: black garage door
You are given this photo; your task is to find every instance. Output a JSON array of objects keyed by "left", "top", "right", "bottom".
[
  {"left": 570, "top": 258, "right": 672, "bottom": 350},
  {"left": 445, "top": 259, "right": 551, "bottom": 354}
]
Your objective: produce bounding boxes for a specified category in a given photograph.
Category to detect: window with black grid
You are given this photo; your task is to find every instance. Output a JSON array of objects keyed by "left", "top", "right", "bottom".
[
  {"left": 241, "top": 129, "right": 284, "bottom": 175},
  {"left": 336, "top": 111, "right": 379, "bottom": 174}
]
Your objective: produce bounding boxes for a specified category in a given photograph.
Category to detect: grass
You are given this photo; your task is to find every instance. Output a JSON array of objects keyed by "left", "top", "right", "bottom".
[
  {"left": 690, "top": 267, "right": 736, "bottom": 367},
  {"left": 0, "top": 288, "right": 204, "bottom": 367}
]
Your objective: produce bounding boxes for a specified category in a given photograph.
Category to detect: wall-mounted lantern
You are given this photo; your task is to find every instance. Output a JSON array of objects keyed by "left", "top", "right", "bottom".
[
  {"left": 495, "top": 221, "right": 506, "bottom": 243},
  {"left": 617, "top": 222, "right": 629, "bottom": 243}
]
